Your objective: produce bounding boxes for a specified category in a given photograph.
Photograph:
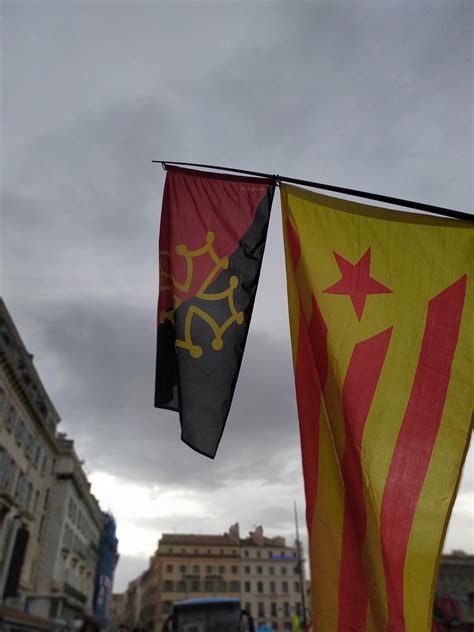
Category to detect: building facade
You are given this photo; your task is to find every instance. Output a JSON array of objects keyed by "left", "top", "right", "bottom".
[
  {"left": 240, "top": 525, "right": 302, "bottom": 631},
  {"left": 121, "top": 523, "right": 306, "bottom": 632},
  {"left": 154, "top": 531, "right": 242, "bottom": 630},
  {"left": 0, "top": 299, "right": 60, "bottom": 607},
  {"left": 0, "top": 299, "right": 117, "bottom": 626},
  {"left": 108, "top": 592, "right": 127, "bottom": 632},
  {"left": 28, "top": 434, "right": 103, "bottom": 623},
  {"left": 435, "top": 551, "right": 474, "bottom": 622}
]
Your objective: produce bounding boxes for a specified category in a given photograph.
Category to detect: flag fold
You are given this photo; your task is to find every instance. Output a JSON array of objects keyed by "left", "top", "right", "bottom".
[
  {"left": 155, "top": 166, "right": 274, "bottom": 458},
  {"left": 281, "top": 184, "right": 473, "bottom": 632}
]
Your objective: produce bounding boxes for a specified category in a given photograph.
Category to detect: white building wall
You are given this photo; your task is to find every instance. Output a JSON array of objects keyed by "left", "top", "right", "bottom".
[{"left": 240, "top": 540, "right": 303, "bottom": 631}]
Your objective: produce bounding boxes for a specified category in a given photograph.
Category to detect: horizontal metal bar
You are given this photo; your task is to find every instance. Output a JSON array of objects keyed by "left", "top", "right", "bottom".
[{"left": 152, "top": 161, "right": 473, "bottom": 222}]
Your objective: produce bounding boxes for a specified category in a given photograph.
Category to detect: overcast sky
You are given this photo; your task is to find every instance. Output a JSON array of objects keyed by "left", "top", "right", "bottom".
[{"left": 1, "top": 0, "right": 472, "bottom": 592}]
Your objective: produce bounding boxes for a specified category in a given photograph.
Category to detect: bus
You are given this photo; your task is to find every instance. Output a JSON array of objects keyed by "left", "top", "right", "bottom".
[{"left": 162, "top": 598, "right": 255, "bottom": 632}]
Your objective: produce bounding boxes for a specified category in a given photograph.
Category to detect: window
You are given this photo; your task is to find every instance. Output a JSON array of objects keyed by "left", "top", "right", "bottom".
[
  {"left": 281, "top": 566, "right": 287, "bottom": 575},
  {"left": 270, "top": 580, "right": 276, "bottom": 594},
  {"left": 294, "top": 581, "right": 300, "bottom": 592},
  {"left": 257, "top": 581, "right": 263, "bottom": 593},
  {"left": 282, "top": 581, "right": 288, "bottom": 593},
  {"left": 283, "top": 602, "right": 289, "bottom": 617},
  {"left": 15, "top": 472, "right": 27, "bottom": 506},
  {"left": 163, "top": 580, "right": 174, "bottom": 592},
  {"left": 33, "top": 444, "right": 41, "bottom": 467},
  {"left": 25, "top": 432, "right": 33, "bottom": 459},
  {"left": 231, "top": 565, "right": 238, "bottom": 575},
  {"left": 244, "top": 581, "right": 251, "bottom": 593},
  {"left": 190, "top": 580, "right": 199, "bottom": 592},
  {"left": 216, "top": 580, "right": 226, "bottom": 592},
  {"left": 204, "top": 579, "right": 214, "bottom": 592},
  {"left": 244, "top": 565, "right": 250, "bottom": 574},
  {"left": 230, "top": 581, "right": 240, "bottom": 592},
  {"left": 177, "top": 580, "right": 186, "bottom": 592},
  {"left": 206, "top": 565, "right": 212, "bottom": 574},
  {"left": 284, "top": 623, "right": 292, "bottom": 630},
  {"left": 258, "top": 602, "right": 264, "bottom": 617},
  {"left": 257, "top": 566, "right": 262, "bottom": 575},
  {"left": 271, "top": 602, "right": 277, "bottom": 617},
  {"left": 15, "top": 418, "right": 25, "bottom": 445},
  {"left": 192, "top": 564, "right": 199, "bottom": 574},
  {"left": 41, "top": 454, "right": 49, "bottom": 475},
  {"left": 269, "top": 566, "right": 275, "bottom": 575},
  {"left": 268, "top": 551, "right": 273, "bottom": 558},
  {"left": 295, "top": 602, "right": 301, "bottom": 616},
  {"left": 1, "top": 455, "right": 16, "bottom": 493},
  {"left": 218, "top": 565, "right": 225, "bottom": 574},
  {"left": 166, "top": 564, "right": 173, "bottom": 573},
  {"left": 257, "top": 551, "right": 261, "bottom": 559},
  {"left": 179, "top": 565, "right": 186, "bottom": 573},
  {"left": 6, "top": 405, "right": 16, "bottom": 432},
  {"left": 244, "top": 550, "right": 249, "bottom": 558}
]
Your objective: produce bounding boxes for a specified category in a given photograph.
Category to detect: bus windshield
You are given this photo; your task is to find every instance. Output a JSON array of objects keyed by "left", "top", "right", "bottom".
[{"left": 175, "top": 602, "right": 242, "bottom": 632}]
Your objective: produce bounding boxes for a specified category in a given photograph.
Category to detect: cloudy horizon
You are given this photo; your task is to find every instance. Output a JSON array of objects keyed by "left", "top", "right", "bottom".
[{"left": 2, "top": 0, "right": 472, "bottom": 592}]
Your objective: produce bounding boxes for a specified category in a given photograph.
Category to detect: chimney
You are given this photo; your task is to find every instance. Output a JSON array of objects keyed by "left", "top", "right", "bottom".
[
  {"left": 228, "top": 522, "right": 240, "bottom": 542},
  {"left": 250, "top": 526, "right": 264, "bottom": 546}
]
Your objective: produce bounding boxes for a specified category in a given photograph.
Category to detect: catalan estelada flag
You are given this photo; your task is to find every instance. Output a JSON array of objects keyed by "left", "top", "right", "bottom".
[
  {"left": 281, "top": 184, "right": 473, "bottom": 632},
  {"left": 155, "top": 166, "right": 274, "bottom": 458}
]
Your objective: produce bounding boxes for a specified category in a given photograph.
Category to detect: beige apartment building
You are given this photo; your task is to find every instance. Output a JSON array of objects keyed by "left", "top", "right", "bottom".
[
  {"left": 154, "top": 530, "right": 242, "bottom": 630},
  {"left": 120, "top": 523, "right": 306, "bottom": 632}
]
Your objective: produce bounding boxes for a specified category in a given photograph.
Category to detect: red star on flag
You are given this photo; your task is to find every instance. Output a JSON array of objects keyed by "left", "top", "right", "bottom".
[{"left": 323, "top": 248, "right": 392, "bottom": 320}]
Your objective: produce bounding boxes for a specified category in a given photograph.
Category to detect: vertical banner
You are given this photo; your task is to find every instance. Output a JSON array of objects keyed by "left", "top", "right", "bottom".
[
  {"left": 281, "top": 184, "right": 473, "bottom": 632},
  {"left": 155, "top": 166, "right": 274, "bottom": 458}
]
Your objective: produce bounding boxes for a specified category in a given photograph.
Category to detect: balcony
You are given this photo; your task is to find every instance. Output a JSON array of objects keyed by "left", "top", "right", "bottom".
[{"left": 64, "top": 582, "right": 87, "bottom": 604}]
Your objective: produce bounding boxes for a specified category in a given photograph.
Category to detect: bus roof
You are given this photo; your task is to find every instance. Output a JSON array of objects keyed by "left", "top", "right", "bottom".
[{"left": 174, "top": 598, "right": 240, "bottom": 607}]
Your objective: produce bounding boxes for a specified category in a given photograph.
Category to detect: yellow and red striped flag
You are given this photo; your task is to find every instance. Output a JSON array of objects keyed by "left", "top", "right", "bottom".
[{"left": 281, "top": 184, "right": 473, "bottom": 632}]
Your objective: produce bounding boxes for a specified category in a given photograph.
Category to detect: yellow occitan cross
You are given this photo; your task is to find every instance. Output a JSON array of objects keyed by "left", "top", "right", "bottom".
[{"left": 159, "top": 231, "right": 244, "bottom": 358}]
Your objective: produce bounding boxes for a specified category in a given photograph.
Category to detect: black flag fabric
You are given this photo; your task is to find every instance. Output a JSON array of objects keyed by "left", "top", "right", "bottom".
[{"left": 155, "top": 166, "right": 274, "bottom": 458}]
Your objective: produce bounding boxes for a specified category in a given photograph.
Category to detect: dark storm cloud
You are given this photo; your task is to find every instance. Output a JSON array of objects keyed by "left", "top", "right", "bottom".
[{"left": 11, "top": 295, "right": 299, "bottom": 490}]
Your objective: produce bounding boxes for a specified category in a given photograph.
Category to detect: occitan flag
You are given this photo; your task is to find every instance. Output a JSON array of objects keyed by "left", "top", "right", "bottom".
[{"left": 281, "top": 184, "right": 473, "bottom": 632}]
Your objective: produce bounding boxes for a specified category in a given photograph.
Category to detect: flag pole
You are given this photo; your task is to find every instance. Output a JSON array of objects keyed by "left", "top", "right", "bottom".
[
  {"left": 294, "top": 501, "right": 308, "bottom": 630},
  {"left": 152, "top": 160, "right": 473, "bottom": 222}
]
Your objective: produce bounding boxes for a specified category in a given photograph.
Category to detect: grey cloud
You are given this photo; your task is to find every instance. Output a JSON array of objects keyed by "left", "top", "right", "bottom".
[
  {"left": 13, "top": 296, "right": 300, "bottom": 491},
  {"left": 2, "top": 0, "right": 472, "bottom": 591}
]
